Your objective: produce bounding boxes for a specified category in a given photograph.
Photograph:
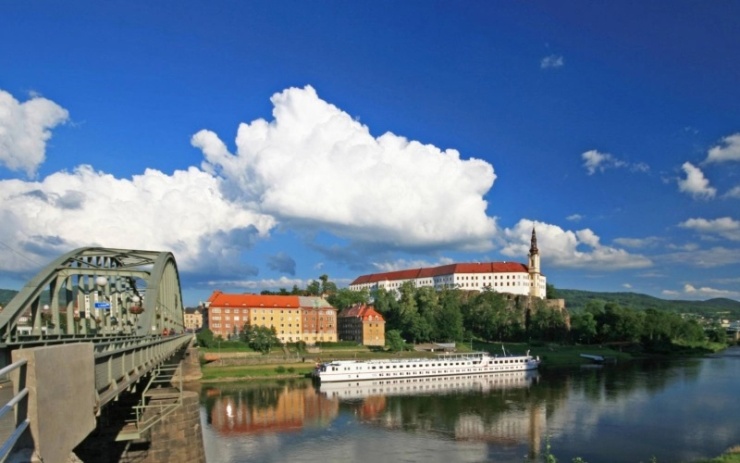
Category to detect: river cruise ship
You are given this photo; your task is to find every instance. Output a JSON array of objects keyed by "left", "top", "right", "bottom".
[
  {"left": 313, "top": 351, "right": 540, "bottom": 383},
  {"left": 318, "top": 369, "right": 539, "bottom": 399}
]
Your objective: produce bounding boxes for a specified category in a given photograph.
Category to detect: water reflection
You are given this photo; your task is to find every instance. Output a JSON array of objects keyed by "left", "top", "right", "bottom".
[
  {"left": 199, "top": 348, "right": 740, "bottom": 463},
  {"left": 322, "top": 371, "right": 545, "bottom": 457},
  {"left": 203, "top": 380, "right": 338, "bottom": 436}
]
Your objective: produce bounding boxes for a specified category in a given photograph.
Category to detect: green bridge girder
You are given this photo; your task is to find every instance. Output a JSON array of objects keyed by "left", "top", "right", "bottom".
[{"left": 0, "top": 247, "right": 186, "bottom": 346}]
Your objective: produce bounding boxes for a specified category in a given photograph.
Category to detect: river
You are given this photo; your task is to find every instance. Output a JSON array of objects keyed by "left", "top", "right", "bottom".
[{"left": 198, "top": 347, "right": 740, "bottom": 463}]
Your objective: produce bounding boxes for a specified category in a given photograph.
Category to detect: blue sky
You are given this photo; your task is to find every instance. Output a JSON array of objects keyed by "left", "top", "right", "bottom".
[{"left": 1, "top": 1, "right": 739, "bottom": 306}]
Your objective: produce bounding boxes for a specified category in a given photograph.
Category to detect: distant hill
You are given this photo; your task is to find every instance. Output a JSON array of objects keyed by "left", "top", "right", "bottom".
[
  {"left": 0, "top": 289, "right": 18, "bottom": 307},
  {"left": 3, "top": 287, "right": 739, "bottom": 319},
  {"left": 558, "top": 289, "right": 740, "bottom": 318}
]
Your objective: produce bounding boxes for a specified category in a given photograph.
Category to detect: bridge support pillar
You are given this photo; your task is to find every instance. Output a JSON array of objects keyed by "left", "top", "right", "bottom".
[
  {"left": 173, "top": 343, "right": 202, "bottom": 383},
  {"left": 11, "top": 344, "right": 96, "bottom": 463}
]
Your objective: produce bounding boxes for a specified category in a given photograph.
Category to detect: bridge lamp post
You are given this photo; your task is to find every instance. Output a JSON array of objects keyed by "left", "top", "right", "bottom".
[
  {"left": 129, "top": 295, "right": 141, "bottom": 334},
  {"left": 96, "top": 276, "right": 108, "bottom": 330},
  {"left": 43, "top": 304, "right": 50, "bottom": 336}
]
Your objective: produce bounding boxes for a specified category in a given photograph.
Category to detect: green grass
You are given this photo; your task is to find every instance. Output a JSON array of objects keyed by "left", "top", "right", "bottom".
[
  {"left": 695, "top": 446, "right": 740, "bottom": 463},
  {"left": 200, "top": 363, "right": 315, "bottom": 381}
]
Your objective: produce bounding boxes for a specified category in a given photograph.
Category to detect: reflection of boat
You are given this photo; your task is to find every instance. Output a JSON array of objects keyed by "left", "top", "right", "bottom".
[
  {"left": 319, "top": 370, "right": 539, "bottom": 399},
  {"left": 313, "top": 351, "right": 540, "bottom": 383}
]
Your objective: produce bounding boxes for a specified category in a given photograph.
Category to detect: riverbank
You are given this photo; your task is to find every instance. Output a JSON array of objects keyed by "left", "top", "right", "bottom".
[{"left": 198, "top": 341, "right": 732, "bottom": 382}]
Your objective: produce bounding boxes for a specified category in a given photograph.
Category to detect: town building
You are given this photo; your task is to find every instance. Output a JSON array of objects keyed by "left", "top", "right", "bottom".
[
  {"left": 205, "top": 291, "right": 337, "bottom": 344},
  {"left": 337, "top": 304, "right": 386, "bottom": 347},
  {"left": 349, "top": 229, "right": 546, "bottom": 299},
  {"left": 184, "top": 307, "right": 204, "bottom": 332}
]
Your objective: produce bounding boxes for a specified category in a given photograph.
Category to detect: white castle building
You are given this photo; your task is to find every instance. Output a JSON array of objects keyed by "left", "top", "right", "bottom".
[{"left": 349, "top": 229, "right": 546, "bottom": 299}]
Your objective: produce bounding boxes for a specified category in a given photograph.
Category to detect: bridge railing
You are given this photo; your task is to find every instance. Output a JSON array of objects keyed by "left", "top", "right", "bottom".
[
  {"left": 0, "top": 359, "right": 30, "bottom": 462},
  {"left": 93, "top": 334, "right": 193, "bottom": 410}
]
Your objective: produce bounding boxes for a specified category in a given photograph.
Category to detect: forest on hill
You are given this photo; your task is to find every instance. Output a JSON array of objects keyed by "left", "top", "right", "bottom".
[{"left": 557, "top": 288, "right": 740, "bottom": 318}]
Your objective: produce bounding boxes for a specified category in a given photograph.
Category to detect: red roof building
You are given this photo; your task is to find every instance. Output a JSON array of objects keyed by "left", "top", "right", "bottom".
[
  {"left": 205, "top": 291, "right": 337, "bottom": 343},
  {"left": 337, "top": 304, "right": 385, "bottom": 347}
]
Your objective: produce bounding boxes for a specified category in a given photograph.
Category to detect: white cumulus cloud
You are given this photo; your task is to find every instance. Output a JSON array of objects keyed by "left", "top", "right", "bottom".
[
  {"left": 679, "top": 217, "right": 740, "bottom": 241},
  {"left": 0, "top": 90, "right": 69, "bottom": 177},
  {"left": 0, "top": 165, "right": 276, "bottom": 273},
  {"left": 500, "top": 219, "right": 652, "bottom": 269},
  {"left": 192, "top": 85, "right": 498, "bottom": 252},
  {"left": 678, "top": 162, "right": 716, "bottom": 199},
  {"left": 705, "top": 133, "right": 740, "bottom": 163}
]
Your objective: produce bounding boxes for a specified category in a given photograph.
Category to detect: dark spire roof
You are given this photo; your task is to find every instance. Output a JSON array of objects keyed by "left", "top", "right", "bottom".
[{"left": 529, "top": 228, "right": 539, "bottom": 255}]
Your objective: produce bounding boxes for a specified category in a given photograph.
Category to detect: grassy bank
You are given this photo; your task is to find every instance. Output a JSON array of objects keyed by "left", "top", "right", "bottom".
[
  {"left": 200, "top": 362, "right": 315, "bottom": 382},
  {"left": 695, "top": 446, "right": 740, "bottom": 463}
]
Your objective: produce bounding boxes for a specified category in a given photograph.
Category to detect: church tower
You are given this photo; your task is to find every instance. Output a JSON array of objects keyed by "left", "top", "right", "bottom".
[{"left": 528, "top": 228, "right": 541, "bottom": 297}]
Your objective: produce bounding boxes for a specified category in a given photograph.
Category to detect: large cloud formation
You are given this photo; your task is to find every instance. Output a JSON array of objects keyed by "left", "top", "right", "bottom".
[
  {"left": 192, "top": 86, "right": 498, "bottom": 252},
  {"left": 0, "top": 165, "right": 275, "bottom": 273},
  {"left": 0, "top": 90, "right": 69, "bottom": 177},
  {"left": 0, "top": 85, "right": 651, "bottom": 283},
  {"left": 501, "top": 219, "right": 652, "bottom": 269}
]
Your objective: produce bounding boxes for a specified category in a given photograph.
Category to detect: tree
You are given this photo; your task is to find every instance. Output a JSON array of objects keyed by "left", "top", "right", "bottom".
[
  {"left": 196, "top": 328, "right": 215, "bottom": 348},
  {"left": 706, "top": 321, "right": 728, "bottom": 344},
  {"left": 327, "top": 288, "right": 369, "bottom": 310},
  {"left": 319, "top": 274, "right": 338, "bottom": 296},
  {"left": 241, "top": 324, "right": 280, "bottom": 354},
  {"left": 435, "top": 301, "right": 464, "bottom": 342},
  {"left": 306, "top": 280, "right": 321, "bottom": 296},
  {"left": 385, "top": 329, "right": 405, "bottom": 352},
  {"left": 546, "top": 283, "right": 559, "bottom": 300},
  {"left": 529, "top": 303, "right": 568, "bottom": 342},
  {"left": 571, "top": 311, "right": 597, "bottom": 344}
]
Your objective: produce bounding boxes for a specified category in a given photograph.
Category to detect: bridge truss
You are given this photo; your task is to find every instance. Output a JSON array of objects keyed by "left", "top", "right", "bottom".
[{"left": 0, "top": 247, "right": 186, "bottom": 346}]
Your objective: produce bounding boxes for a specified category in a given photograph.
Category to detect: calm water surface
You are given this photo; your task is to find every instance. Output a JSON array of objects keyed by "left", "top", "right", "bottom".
[{"left": 199, "top": 347, "right": 740, "bottom": 463}]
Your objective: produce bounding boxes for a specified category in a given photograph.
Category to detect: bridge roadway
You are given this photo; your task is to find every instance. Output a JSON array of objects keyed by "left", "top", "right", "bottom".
[{"left": 0, "top": 248, "right": 196, "bottom": 463}]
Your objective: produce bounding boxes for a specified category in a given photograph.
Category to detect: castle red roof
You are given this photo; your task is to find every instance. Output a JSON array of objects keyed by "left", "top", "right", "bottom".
[
  {"left": 350, "top": 262, "right": 529, "bottom": 285},
  {"left": 338, "top": 304, "right": 384, "bottom": 322}
]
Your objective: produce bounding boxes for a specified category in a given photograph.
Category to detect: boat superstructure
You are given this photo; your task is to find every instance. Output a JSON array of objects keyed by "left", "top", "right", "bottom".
[{"left": 313, "top": 351, "right": 539, "bottom": 383}]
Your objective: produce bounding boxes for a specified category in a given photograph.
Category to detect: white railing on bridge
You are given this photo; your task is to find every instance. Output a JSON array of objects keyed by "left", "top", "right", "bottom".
[{"left": 0, "top": 359, "right": 30, "bottom": 462}]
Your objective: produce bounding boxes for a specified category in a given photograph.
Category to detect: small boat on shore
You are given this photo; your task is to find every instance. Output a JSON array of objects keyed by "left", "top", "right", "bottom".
[
  {"left": 313, "top": 350, "right": 540, "bottom": 383},
  {"left": 580, "top": 353, "right": 617, "bottom": 365}
]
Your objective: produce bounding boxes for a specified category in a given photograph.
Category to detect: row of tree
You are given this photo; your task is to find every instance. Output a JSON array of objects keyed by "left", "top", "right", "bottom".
[
  {"left": 258, "top": 275, "right": 727, "bottom": 349},
  {"left": 570, "top": 301, "right": 727, "bottom": 347}
]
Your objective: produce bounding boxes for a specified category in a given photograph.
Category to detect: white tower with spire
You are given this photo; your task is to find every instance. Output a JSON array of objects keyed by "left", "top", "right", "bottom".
[{"left": 528, "top": 228, "right": 544, "bottom": 298}]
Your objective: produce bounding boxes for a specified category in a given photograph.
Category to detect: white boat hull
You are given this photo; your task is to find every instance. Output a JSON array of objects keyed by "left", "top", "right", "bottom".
[{"left": 313, "top": 351, "right": 540, "bottom": 383}]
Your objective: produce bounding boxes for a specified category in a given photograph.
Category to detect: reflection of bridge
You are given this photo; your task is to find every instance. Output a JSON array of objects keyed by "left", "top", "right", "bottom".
[{"left": 0, "top": 248, "right": 196, "bottom": 462}]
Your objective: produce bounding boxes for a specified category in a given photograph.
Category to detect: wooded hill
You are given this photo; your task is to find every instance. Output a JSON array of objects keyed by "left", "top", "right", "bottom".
[
  {"left": 558, "top": 288, "right": 740, "bottom": 318},
  {"left": 2, "top": 287, "right": 739, "bottom": 319}
]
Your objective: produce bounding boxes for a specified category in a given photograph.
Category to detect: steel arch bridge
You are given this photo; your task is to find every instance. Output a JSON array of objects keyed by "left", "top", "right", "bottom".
[
  {"left": 0, "top": 247, "right": 185, "bottom": 346},
  {"left": 0, "top": 248, "right": 200, "bottom": 461}
]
